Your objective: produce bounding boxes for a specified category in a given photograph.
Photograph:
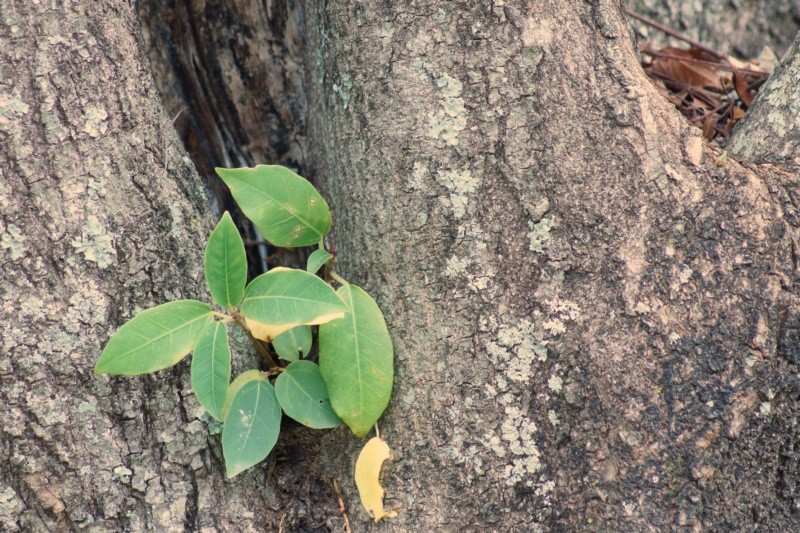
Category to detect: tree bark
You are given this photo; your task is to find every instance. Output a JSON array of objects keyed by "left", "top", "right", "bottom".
[
  {"left": 728, "top": 31, "right": 800, "bottom": 167},
  {"left": 4, "top": 0, "right": 800, "bottom": 532},
  {"left": 0, "top": 2, "right": 296, "bottom": 531},
  {"left": 303, "top": 1, "right": 800, "bottom": 531}
]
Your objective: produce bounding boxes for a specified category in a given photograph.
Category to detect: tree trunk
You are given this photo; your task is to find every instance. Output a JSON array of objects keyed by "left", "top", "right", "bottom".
[
  {"left": 4, "top": 0, "right": 800, "bottom": 531},
  {"left": 728, "top": 31, "right": 800, "bottom": 167},
  {"left": 0, "top": 2, "right": 292, "bottom": 531},
  {"left": 303, "top": 1, "right": 800, "bottom": 531}
]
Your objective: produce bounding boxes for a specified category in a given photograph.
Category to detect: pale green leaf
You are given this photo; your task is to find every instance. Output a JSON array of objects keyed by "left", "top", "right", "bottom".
[
  {"left": 216, "top": 165, "right": 331, "bottom": 247},
  {"left": 319, "top": 285, "right": 393, "bottom": 437},
  {"left": 191, "top": 322, "right": 231, "bottom": 421},
  {"left": 222, "top": 379, "right": 281, "bottom": 478},
  {"left": 272, "top": 325, "right": 313, "bottom": 362},
  {"left": 306, "top": 249, "right": 334, "bottom": 274},
  {"left": 241, "top": 267, "right": 348, "bottom": 341},
  {"left": 95, "top": 300, "right": 213, "bottom": 375},
  {"left": 275, "top": 360, "right": 342, "bottom": 429},
  {"left": 221, "top": 369, "right": 266, "bottom": 421},
  {"left": 204, "top": 211, "right": 247, "bottom": 308}
]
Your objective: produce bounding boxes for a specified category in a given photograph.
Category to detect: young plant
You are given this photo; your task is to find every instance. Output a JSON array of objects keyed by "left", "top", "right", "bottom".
[{"left": 95, "top": 165, "right": 394, "bottom": 479}]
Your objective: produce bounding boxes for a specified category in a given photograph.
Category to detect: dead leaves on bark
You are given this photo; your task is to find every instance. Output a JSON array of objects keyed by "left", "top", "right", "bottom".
[{"left": 641, "top": 44, "right": 770, "bottom": 141}]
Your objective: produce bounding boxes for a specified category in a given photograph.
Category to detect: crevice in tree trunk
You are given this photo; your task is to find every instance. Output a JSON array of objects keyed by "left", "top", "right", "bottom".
[
  {"left": 135, "top": 2, "right": 347, "bottom": 530},
  {"left": 137, "top": 0, "right": 313, "bottom": 275}
]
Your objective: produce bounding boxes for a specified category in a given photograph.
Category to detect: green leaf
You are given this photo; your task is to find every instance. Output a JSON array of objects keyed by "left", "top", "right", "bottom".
[
  {"left": 204, "top": 211, "right": 247, "bottom": 308},
  {"left": 191, "top": 322, "right": 231, "bottom": 421},
  {"left": 306, "top": 249, "right": 334, "bottom": 274},
  {"left": 241, "top": 267, "right": 348, "bottom": 341},
  {"left": 319, "top": 285, "right": 393, "bottom": 437},
  {"left": 216, "top": 165, "right": 331, "bottom": 248},
  {"left": 221, "top": 369, "right": 266, "bottom": 421},
  {"left": 272, "top": 325, "right": 313, "bottom": 362},
  {"left": 95, "top": 300, "right": 214, "bottom": 375},
  {"left": 275, "top": 360, "right": 342, "bottom": 429},
  {"left": 222, "top": 379, "right": 282, "bottom": 478}
]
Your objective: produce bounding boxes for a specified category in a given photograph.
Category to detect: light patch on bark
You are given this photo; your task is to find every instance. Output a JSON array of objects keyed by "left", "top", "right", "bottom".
[
  {"left": 528, "top": 217, "right": 553, "bottom": 253},
  {"left": 499, "top": 405, "right": 542, "bottom": 486},
  {"left": 82, "top": 106, "right": 109, "bottom": 137},
  {"left": 112, "top": 466, "right": 133, "bottom": 484},
  {"left": 664, "top": 163, "right": 704, "bottom": 203},
  {"left": 332, "top": 73, "right": 352, "bottom": 108},
  {"left": 68, "top": 285, "right": 109, "bottom": 330},
  {"left": 169, "top": 204, "right": 184, "bottom": 237},
  {"left": 409, "top": 161, "right": 428, "bottom": 190},
  {"left": 0, "top": 90, "right": 30, "bottom": 126},
  {"left": 522, "top": 17, "right": 554, "bottom": 46},
  {"left": 479, "top": 317, "right": 551, "bottom": 486},
  {"left": 684, "top": 135, "right": 704, "bottom": 167},
  {"left": 436, "top": 168, "right": 480, "bottom": 218},
  {"left": 0, "top": 488, "right": 22, "bottom": 531},
  {"left": 425, "top": 72, "right": 467, "bottom": 146},
  {"left": 70, "top": 215, "right": 116, "bottom": 268},
  {"left": 0, "top": 223, "right": 26, "bottom": 260}
]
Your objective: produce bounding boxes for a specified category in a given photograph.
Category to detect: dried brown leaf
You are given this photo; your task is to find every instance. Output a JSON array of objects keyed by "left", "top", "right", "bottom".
[
  {"left": 651, "top": 47, "right": 722, "bottom": 90},
  {"left": 731, "top": 68, "right": 754, "bottom": 107},
  {"left": 702, "top": 114, "right": 717, "bottom": 140}
]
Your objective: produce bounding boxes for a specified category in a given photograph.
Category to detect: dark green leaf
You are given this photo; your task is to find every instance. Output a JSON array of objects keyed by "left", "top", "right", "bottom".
[
  {"left": 221, "top": 369, "right": 265, "bottom": 421},
  {"left": 272, "top": 325, "right": 313, "bottom": 362},
  {"left": 222, "top": 379, "right": 281, "bottom": 478},
  {"left": 306, "top": 249, "right": 334, "bottom": 275},
  {"left": 319, "top": 285, "right": 393, "bottom": 437},
  {"left": 241, "top": 267, "right": 348, "bottom": 341},
  {"left": 204, "top": 211, "right": 247, "bottom": 308}
]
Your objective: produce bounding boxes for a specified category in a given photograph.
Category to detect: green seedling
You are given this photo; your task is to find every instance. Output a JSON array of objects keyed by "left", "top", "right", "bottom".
[{"left": 95, "top": 165, "right": 394, "bottom": 478}]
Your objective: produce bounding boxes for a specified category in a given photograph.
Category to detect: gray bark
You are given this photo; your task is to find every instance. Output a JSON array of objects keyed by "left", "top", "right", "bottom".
[
  {"left": 5, "top": 0, "right": 800, "bottom": 532},
  {"left": 304, "top": 1, "right": 800, "bottom": 531},
  {"left": 628, "top": 0, "right": 800, "bottom": 59},
  {"left": 0, "top": 2, "right": 284, "bottom": 531},
  {"left": 729, "top": 31, "right": 800, "bottom": 167}
]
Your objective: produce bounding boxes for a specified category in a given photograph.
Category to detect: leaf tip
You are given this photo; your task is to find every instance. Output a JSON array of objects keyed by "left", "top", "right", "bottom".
[{"left": 225, "top": 463, "right": 244, "bottom": 479}]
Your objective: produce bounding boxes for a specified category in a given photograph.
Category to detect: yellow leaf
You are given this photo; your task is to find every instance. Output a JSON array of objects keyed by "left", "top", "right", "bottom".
[
  {"left": 245, "top": 311, "right": 345, "bottom": 341},
  {"left": 355, "top": 437, "right": 398, "bottom": 523}
]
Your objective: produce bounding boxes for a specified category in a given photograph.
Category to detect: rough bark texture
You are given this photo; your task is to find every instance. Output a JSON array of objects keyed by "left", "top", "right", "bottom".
[
  {"left": 729, "top": 32, "right": 800, "bottom": 167},
  {"left": 5, "top": 0, "right": 800, "bottom": 531},
  {"left": 628, "top": 0, "right": 800, "bottom": 59},
  {"left": 303, "top": 1, "right": 800, "bottom": 531},
  {"left": 0, "top": 2, "right": 291, "bottom": 531}
]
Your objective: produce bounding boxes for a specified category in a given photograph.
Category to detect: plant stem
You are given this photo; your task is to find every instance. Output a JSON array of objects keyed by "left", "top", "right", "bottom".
[
  {"left": 236, "top": 316, "right": 279, "bottom": 368},
  {"left": 212, "top": 311, "right": 234, "bottom": 321},
  {"left": 329, "top": 271, "right": 349, "bottom": 286}
]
